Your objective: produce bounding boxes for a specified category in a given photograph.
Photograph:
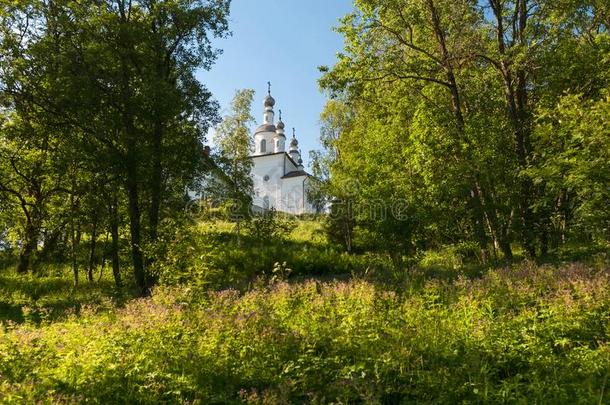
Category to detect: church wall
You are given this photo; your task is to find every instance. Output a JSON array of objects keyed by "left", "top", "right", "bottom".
[
  {"left": 253, "top": 130, "right": 276, "bottom": 155},
  {"left": 251, "top": 154, "right": 287, "bottom": 211},
  {"left": 250, "top": 153, "right": 316, "bottom": 215},
  {"left": 281, "top": 176, "right": 316, "bottom": 215}
]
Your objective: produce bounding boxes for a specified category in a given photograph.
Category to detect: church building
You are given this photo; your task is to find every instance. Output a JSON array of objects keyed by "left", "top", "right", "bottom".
[{"left": 250, "top": 87, "right": 317, "bottom": 215}]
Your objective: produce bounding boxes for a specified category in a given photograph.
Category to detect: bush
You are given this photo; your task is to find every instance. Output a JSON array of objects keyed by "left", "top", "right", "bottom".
[{"left": 244, "top": 209, "right": 294, "bottom": 242}]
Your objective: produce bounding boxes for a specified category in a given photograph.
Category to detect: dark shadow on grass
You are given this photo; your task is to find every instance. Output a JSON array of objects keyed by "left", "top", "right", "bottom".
[
  {"left": 0, "top": 270, "right": 132, "bottom": 324},
  {"left": 535, "top": 243, "right": 609, "bottom": 266}
]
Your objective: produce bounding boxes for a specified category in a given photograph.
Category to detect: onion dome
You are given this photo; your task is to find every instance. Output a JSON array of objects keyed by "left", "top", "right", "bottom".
[
  {"left": 276, "top": 109, "right": 285, "bottom": 131},
  {"left": 289, "top": 128, "right": 300, "bottom": 161},
  {"left": 264, "top": 81, "right": 275, "bottom": 108},
  {"left": 264, "top": 94, "right": 275, "bottom": 108},
  {"left": 255, "top": 124, "right": 276, "bottom": 134}
]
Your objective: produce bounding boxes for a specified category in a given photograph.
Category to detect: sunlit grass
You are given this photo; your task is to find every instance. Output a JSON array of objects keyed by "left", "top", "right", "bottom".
[{"left": 1, "top": 262, "right": 609, "bottom": 403}]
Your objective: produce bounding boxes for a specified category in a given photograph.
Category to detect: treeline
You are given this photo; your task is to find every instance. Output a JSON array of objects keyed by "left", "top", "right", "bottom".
[
  {"left": 0, "top": 0, "right": 231, "bottom": 295},
  {"left": 314, "top": 0, "right": 610, "bottom": 263}
]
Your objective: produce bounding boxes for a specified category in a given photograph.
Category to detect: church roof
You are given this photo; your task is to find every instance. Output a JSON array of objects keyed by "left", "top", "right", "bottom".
[
  {"left": 282, "top": 170, "right": 309, "bottom": 179},
  {"left": 254, "top": 124, "right": 277, "bottom": 134},
  {"left": 249, "top": 151, "right": 286, "bottom": 159}
]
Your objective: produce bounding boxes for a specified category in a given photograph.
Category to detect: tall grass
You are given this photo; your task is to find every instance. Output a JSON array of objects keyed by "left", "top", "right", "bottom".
[{"left": 1, "top": 262, "right": 609, "bottom": 403}]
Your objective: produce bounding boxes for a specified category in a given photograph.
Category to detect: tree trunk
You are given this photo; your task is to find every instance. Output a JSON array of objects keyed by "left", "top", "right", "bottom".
[
  {"left": 125, "top": 142, "right": 147, "bottom": 296},
  {"left": 119, "top": 56, "right": 146, "bottom": 294},
  {"left": 88, "top": 216, "right": 98, "bottom": 282},
  {"left": 479, "top": 185, "right": 513, "bottom": 260},
  {"left": 498, "top": 239, "right": 512, "bottom": 261},
  {"left": 470, "top": 187, "right": 490, "bottom": 264},
  {"left": 149, "top": 115, "right": 163, "bottom": 244},
  {"left": 427, "top": 0, "right": 491, "bottom": 262},
  {"left": 109, "top": 196, "right": 122, "bottom": 289},
  {"left": 149, "top": 41, "right": 170, "bottom": 245},
  {"left": 17, "top": 222, "right": 38, "bottom": 274},
  {"left": 555, "top": 189, "right": 569, "bottom": 247},
  {"left": 344, "top": 199, "right": 354, "bottom": 253},
  {"left": 99, "top": 231, "right": 109, "bottom": 283},
  {"left": 70, "top": 178, "right": 79, "bottom": 287},
  {"left": 118, "top": 0, "right": 147, "bottom": 296},
  {"left": 36, "top": 225, "right": 62, "bottom": 264},
  {"left": 499, "top": 61, "right": 536, "bottom": 257},
  {"left": 489, "top": 0, "right": 537, "bottom": 258},
  {"left": 71, "top": 224, "right": 79, "bottom": 287}
]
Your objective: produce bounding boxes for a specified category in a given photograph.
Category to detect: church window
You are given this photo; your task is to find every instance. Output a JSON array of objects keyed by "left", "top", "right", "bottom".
[{"left": 260, "top": 139, "right": 266, "bottom": 153}]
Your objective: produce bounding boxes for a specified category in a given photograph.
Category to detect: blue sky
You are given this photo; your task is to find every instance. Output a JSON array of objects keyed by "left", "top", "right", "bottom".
[{"left": 197, "top": 0, "right": 353, "bottom": 168}]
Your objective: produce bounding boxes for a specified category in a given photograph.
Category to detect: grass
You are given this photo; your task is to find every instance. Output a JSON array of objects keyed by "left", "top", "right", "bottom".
[
  {"left": 0, "top": 220, "right": 609, "bottom": 403},
  {"left": 0, "top": 271, "right": 124, "bottom": 324},
  {"left": 1, "top": 263, "right": 609, "bottom": 403}
]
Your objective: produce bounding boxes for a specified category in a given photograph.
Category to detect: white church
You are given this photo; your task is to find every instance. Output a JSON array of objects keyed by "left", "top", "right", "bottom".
[{"left": 250, "top": 87, "right": 317, "bottom": 215}]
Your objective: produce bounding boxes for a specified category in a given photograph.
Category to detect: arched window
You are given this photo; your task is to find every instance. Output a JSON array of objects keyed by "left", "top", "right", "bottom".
[{"left": 260, "top": 139, "right": 266, "bottom": 153}]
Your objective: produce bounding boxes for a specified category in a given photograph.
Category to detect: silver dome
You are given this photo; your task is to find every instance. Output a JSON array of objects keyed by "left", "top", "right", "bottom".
[{"left": 264, "top": 94, "right": 275, "bottom": 108}]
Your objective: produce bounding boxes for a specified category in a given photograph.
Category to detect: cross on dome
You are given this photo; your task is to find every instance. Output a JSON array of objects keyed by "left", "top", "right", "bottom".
[
  {"left": 277, "top": 109, "right": 285, "bottom": 130},
  {"left": 290, "top": 128, "right": 299, "bottom": 149},
  {"left": 264, "top": 81, "right": 275, "bottom": 108}
]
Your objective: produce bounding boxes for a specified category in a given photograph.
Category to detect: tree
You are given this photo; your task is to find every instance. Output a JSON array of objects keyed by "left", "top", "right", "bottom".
[
  {"left": 531, "top": 92, "right": 610, "bottom": 243},
  {"left": 309, "top": 99, "right": 356, "bottom": 252},
  {"left": 320, "top": 0, "right": 512, "bottom": 262},
  {"left": 0, "top": 120, "right": 67, "bottom": 273},
  {"left": 0, "top": 1, "right": 72, "bottom": 272},
  {"left": 319, "top": 0, "right": 610, "bottom": 261},
  {"left": 0, "top": 0, "right": 230, "bottom": 295},
  {"left": 211, "top": 88, "right": 255, "bottom": 232}
]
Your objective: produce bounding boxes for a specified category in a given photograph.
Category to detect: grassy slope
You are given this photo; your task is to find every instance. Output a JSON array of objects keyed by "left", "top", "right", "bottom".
[{"left": 0, "top": 220, "right": 609, "bottom": 403}]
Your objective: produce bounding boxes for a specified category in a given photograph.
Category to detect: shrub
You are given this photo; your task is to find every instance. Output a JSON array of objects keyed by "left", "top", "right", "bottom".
[{"left": 245, "top": 209, "right": 294, "bottom": 243}]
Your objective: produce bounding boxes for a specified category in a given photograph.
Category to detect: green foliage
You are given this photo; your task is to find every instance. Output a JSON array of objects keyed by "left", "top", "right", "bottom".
[
  {"left": 268, "top": 261, "right": 292, "bottom": 283},
  {"left": 1, "top": 262, "right": 609, "bottom": 403},
  {"left": 531, "top": 91, "right": 610, "bottom": 242},
  {"left": 207, "top": 88, "right": 256, "bottom": 210},
  {"left": 0, "top": 0, "right": 231, "bottom": 292},
  {"left": 245, "top": 209, "right": 294, "bottom": 243},
  {"left": 153, "top": 219, "right": 369, "bottom": 289},
  {"left": 150, "top": 218, "right": 223, "bottom": 289},
  {"left": 317, "top": 0, "right": 610, "bottom": 261},
  {"left": 419, "top": 242, "right": 480, "bottom": 272}
]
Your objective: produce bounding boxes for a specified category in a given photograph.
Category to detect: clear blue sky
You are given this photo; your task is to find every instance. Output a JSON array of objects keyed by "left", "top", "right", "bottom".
[{"left": 197, "top": 0, "right": 353, "bottom": 168}]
